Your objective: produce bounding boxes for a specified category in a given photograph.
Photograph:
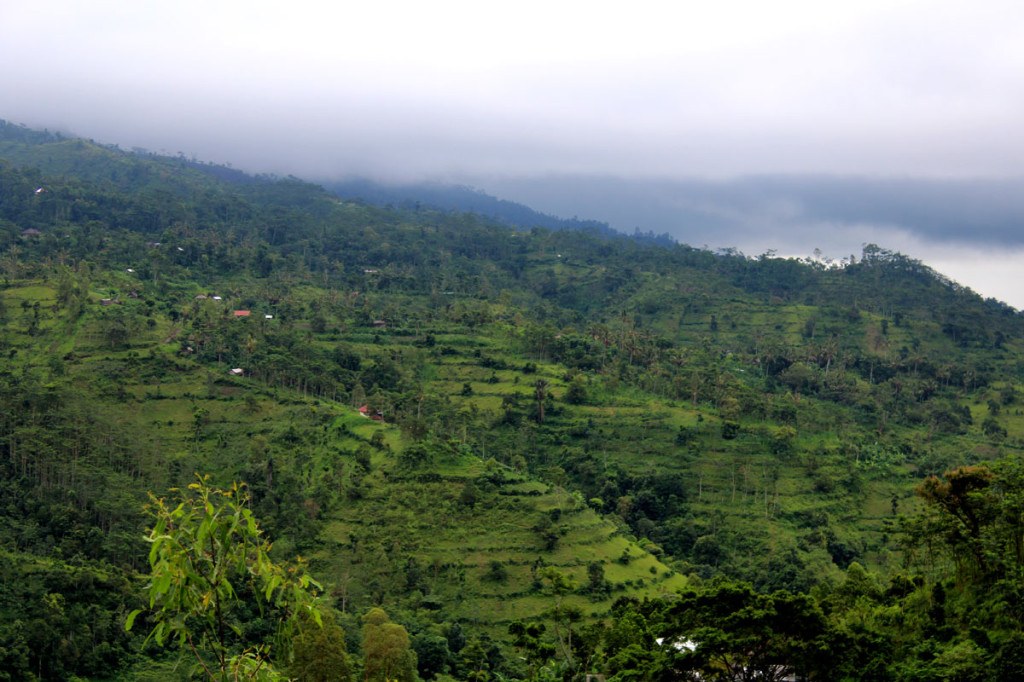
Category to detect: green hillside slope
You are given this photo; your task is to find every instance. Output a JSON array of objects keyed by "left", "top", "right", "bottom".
[{"left": 3, "top": 121, "right": 1024, "bottom": 680}]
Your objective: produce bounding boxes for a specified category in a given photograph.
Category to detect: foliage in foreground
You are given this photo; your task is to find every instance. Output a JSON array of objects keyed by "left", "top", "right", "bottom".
[{"left": 128, "top": 476, "right": 326, "bottom": 680}]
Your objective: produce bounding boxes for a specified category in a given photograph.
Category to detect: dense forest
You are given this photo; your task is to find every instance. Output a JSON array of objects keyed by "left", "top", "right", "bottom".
[{"left": 2, "top": 119, "right": 1024, "bottom": 680}]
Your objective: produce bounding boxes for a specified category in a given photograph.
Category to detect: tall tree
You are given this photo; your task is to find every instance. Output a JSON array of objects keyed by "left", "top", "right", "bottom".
[
  {"left": 659, "top": 581, "right": 832, "bottom": 681},
  {"left": 361, "top": 608, "right": 416, "bottom": 682}
]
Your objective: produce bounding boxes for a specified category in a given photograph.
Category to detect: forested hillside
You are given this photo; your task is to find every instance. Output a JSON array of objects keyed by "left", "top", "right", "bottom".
[
  {"left": 320, "top": 178, "right": 676, "bottom": 247},
  {"left": 3, "top": 119, "right": 1024, "bottom": 680}
]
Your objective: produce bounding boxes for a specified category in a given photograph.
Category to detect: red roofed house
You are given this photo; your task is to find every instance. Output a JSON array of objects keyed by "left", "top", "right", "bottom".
[
  {"left": 358, "top": 405, "right": 384, "bottom": 421},
  {"left": 233, "top": 310, "right": 251, "bottom": 317}
]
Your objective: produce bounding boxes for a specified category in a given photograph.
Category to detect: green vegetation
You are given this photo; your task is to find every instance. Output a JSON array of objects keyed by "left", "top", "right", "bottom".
[
  {"left": 128, "top": 476, "right": 327, "bottom": 680},
  {"left": 3, "top": 119, "right": 1024, "bottom": 679}
]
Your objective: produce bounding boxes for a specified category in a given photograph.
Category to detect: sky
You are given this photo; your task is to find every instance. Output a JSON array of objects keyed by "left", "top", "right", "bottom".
[{"left": 3, "top": 0, "right": 1024, "bottom": 305}]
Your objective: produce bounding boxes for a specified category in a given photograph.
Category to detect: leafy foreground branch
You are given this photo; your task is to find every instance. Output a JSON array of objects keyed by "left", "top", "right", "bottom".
[{"left": 126, "top": 475, "right": 327, "bottom": 681}]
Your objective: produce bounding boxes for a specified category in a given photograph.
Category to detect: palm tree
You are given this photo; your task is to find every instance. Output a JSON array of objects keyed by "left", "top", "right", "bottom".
[{"left": 534, "top": 379, "right": 549, "bottom": 423}]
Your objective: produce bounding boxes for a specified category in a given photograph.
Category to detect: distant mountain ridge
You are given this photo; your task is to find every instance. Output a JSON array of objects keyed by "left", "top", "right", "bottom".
[
  {"left": 0, "top": 119, "right": 675, "bottom": 248},
  {"left": 322, "top": 177, "right": 678, "bottom": 247}
]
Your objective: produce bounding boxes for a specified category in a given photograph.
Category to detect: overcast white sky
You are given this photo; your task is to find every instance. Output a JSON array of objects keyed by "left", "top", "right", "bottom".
[{"left": 3, "top": 0, "right": 1024, "bottom": 305}]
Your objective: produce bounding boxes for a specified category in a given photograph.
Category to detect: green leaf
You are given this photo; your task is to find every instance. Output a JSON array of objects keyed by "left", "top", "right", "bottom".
[
  {"left": 152, "top": 571, "right": 172, "bottom": 598},
  {"left": 148, "top": 536, "right": 163, "bottom": 566},
  {"left": 264, "top": 573, "right": 282, "bottom": 601},
  {"left": 125, "top": 608, "right": 143, "bottom": 631},
  {"left": 196, "top": 518, "right": 210, "bottom": 553}
]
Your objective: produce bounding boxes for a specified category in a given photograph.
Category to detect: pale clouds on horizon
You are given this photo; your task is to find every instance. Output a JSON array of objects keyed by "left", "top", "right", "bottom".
[
  {"left": 3, "top": 0, "right": 1024, "bottom": 179},
  {"left": 3, "top": 0, "right": 1024, "bottom": 305}
]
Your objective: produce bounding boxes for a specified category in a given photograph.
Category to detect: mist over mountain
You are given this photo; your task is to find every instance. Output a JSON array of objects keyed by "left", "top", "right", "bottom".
[
  {"left": 419, "top": 173, "right": 1024, "bottom": 309},
  {"left": 469, "top": 174, "right": 1024, "bottom": 254},
  {"left": 319, "top": 171, "right": 1024, "bottom": 307},
  {"left": 322, "top": 177, "right": 676, "bottom": 247},
  {"left": 5, "top": 114, "right": 1024, "bottom": 306}
]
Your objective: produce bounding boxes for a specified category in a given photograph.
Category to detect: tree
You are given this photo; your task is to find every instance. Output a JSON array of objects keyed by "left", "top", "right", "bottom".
[
  {"left": 910, "top": 457, "right": 1024, "bottom": 591},
  {"left": 564, "top": 377, "right": 587, "bottom": 405},
  {"left": 483, "top": 560, "right": 509, "bottom": 583},
  {"left": 460, "top": 480, "right": 481, "bottom": 508},
  {"left": 586, "top": 561, "right": 606, "bottom": 593},
  {"left": 361, "top": 607, "right": 416, "bottom": 682},
  {"left": 541, "top": 568, "right": 580, "bottom": 668},
  {"left": 916, "top": 466, "right": 996, "bottom": 582},
  {"left": 126, "top": 475, "right": 327, "bottom": 681},
  {"left": 509, "top": 621, "right": 557, "bottom": 679},
  {"left": 994, "top": 632, "right": 1024, "bottom": 680},
  {"left": 534, "top": 379, "right": 549, "bottom": 423},
  {"left": 399, "top": 442, "right": 434, "bottom": 470},
  {"left": 413, "top": 632, "right": 452, "bottom": 680},
  {"left": 982, "top": 414, "right": 1007, "bottom": 440},
  {"left": 660, "top": 581, "right": 832, "bottom": 681},
  {"left": 99, "top": 305, "right": 141, "bottom": 349},
  {"left": 288, "top": 613, "right": 352, "bottom": 682},
  {"left": 603, "top": 604, "right": 659, "bottom": 682},
  {"left": 721, "top": 421, "right": 740, "bottom": 440},
  {"left": 459, "top": 636, "right": 493, "bottom": 682}
]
